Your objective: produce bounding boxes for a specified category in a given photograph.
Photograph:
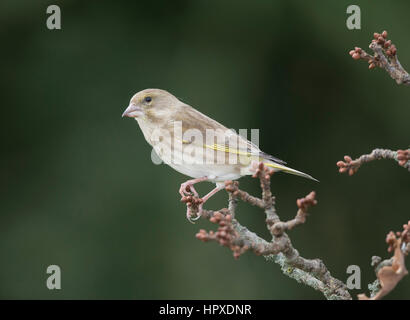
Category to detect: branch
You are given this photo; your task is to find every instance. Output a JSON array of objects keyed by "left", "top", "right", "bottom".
[
  {"left": 337, "top": 145, "right": 409, "bottom": 299},
  {"left": 336, "top": 148, "right": 410, "bottom": 175},
  {"left": 190, "top": 163, "right": 351, "bottom": 300},
  {"left": 358, "top": 221, "right": 410, "bottom": 300},
  {"left": 349, "top": 30, "right": 410, "bottom": 85}
]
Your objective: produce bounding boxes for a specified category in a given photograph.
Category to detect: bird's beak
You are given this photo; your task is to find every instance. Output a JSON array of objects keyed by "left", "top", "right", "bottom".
[{"left": 122, "top": 104, "right": 143, "bottom": 118}]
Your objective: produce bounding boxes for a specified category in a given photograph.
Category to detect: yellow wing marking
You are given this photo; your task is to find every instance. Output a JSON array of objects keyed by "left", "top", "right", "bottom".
[
  {"left": 204, "top": 143, "right": 257, "bottom": 157},
  {"left": 264, "top": 162, "right": 286, "bottom": 170}
]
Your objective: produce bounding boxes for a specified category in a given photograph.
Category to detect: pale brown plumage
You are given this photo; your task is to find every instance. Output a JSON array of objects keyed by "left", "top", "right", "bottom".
[{"left": 122, "top": 89, "right": 317, "bottom": 221}]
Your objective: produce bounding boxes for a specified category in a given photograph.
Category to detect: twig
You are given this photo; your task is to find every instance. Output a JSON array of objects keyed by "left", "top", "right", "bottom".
[
  {"left": 191, "top": 163, "right": 351, "bottom": 300},
  {"left": 349, "top": 30, "right": 410, "bottom": 85},
  {"left": 336, "top": 148, "right": 410, "bottom": 175},
  {"left": 358, "top": 222, "right": 410, "bottom": 300},
  {"left": 337, "top": 145, "right": 409, "bottom": 299}
]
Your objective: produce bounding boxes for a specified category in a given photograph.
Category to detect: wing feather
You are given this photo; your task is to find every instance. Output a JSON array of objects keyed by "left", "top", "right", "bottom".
[{"left": 164, "top": 104, "right": 286, "bottom": 165}]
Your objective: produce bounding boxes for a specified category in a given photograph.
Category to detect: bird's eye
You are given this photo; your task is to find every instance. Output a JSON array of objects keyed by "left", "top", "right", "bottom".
[{"left": 144, "top": 96, "right": 152, "bottom": 103}]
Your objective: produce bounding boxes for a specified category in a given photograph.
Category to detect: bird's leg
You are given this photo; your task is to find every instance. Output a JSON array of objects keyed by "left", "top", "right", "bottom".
[
  {"left": 200, "top": 185, "right": 225, "bottom": 204},
  {"left": 179, "top": 177, "right": 227, "bottom": 223},
  {"left": 188, "top": 185, "right": 225, "bottom": 223},
  {"left": 179, "top": 177, "right": 209, "bottom": 223},
  {"left": 179, "top": 176, "right": 208, "bottom": 197}
]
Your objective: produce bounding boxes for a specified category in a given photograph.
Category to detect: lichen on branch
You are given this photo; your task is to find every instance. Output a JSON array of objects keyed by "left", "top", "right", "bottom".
[
  {"left": 178, "top": 29, "right": 410, "bottom": 300},
  {"left": 358, "top": 222, "right": 410, "bottom": 300},
  {"left": 185, "top": 163, "right": 352, "bottom": 300},
  {"left": 337, "top": 145, "right": 409, "bottom": 300}
]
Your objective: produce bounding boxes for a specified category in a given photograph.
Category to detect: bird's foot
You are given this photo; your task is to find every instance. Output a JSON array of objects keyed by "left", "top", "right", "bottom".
[
  {"left": 179, "top": 177, "right": 209, "bottom": 223},
  {"left": 179, "top": 181, "right": 199, "bottom": 198},
  {"left": 179, "top": 176, "right": 209, "bottom": 198},
  {"left": 181, "top": 195, "right": 203, "bottom": 223},
  {"left": 180, "top": 184, "right": 225, "bottom": 223}
]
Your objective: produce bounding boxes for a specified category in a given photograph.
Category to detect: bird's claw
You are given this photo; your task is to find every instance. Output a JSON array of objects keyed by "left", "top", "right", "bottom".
[
  {"left": 179, "top": 182, "right": 199, "bottom": 198},
  {"left": 182, "top": 195, "right": 204, "bottom": 223},
  {"left": 186, "top": 206, "right": 202, "bottom": 224}
]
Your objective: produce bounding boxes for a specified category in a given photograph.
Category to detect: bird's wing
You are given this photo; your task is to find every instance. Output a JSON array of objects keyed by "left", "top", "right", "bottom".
[{"left": 165, "top": 104, "right": 286, "bottom": 165}]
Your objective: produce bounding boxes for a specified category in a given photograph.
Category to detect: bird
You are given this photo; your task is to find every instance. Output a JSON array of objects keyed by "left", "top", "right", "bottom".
[{"left": 122, "top": 88, "right": 317, "bottom": 221}]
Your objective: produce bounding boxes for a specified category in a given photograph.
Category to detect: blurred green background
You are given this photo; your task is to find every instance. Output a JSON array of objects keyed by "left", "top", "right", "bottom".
[{"left": 1, "top": 0, "right": 409, "bottom": 299}]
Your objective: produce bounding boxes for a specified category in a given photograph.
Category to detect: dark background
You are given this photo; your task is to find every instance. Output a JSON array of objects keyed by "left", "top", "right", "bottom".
[{"left": 1, "top": 0, "right": 409, "bottom": 299}]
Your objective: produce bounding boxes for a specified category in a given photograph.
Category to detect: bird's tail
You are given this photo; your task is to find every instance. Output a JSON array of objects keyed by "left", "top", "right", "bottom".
[{"left": 264, "top": 161, "right": 319, "bottom": 182}]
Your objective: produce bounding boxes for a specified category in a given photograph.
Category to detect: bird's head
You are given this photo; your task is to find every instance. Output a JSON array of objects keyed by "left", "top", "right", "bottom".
[{"left": 122, "top": 88, "right": 179, "bottom": 123}]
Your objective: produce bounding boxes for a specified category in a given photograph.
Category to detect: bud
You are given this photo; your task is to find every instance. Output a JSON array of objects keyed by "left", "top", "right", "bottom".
[{"left": 336, "top": 161, "right": 345, "bottom": 167}]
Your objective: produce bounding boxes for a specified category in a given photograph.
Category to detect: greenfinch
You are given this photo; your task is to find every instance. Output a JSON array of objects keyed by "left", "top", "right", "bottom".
[{"left": 122, "top": 89, "right": 317, "bottom": 221}]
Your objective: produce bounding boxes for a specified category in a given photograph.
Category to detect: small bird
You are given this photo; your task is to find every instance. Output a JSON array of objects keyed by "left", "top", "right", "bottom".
[{"left": 122, "top": 89, "right": 317, "bottom": 221}]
